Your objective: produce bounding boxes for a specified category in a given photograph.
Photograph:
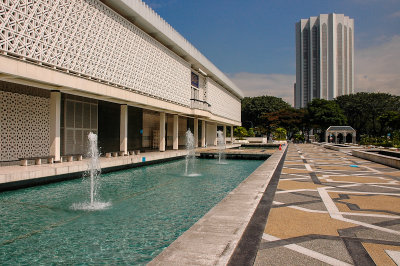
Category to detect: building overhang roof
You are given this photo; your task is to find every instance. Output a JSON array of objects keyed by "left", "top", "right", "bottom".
[
  {"left": 326, "top": 126, "right": 356, "bottom": 132},
  {"left": 100, "top": 0, "right": 244, "bottom": 99}
]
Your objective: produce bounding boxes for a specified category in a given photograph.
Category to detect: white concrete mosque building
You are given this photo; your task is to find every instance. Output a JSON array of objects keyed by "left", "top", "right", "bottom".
[
  {"left": 0, "top": 0, "right": 243, "bottom": 163},
  {"left": 295, "top": 13, "right": 354, "bottom": 108}
]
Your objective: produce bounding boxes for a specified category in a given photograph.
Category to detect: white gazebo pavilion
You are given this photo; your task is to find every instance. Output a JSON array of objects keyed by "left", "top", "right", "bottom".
[{"left": 326, "top": 126, "right": 356, "bottom": 144}]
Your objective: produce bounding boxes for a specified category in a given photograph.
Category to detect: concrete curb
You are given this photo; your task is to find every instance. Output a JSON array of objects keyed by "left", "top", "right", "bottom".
[{"left": 352, "top": 149, "right": 400, "bottom": 169}]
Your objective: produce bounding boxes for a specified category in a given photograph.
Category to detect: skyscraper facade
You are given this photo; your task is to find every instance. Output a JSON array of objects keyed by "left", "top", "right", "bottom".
[{"left": 295, "top": 14, "right": 354, "bottom": 108}]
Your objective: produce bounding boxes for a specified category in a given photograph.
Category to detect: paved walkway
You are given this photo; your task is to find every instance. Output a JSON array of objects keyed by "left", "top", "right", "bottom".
[{"left": 254, "top": 144, "right": 400, "bottom": 266}]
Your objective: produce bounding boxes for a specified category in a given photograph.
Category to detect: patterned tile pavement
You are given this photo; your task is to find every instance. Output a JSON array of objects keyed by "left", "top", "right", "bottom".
[{"left": 254, "top": 144, "right": 400, "bottom": 266}]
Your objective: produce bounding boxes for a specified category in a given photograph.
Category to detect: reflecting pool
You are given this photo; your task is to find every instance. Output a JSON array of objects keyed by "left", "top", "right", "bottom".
[{"left": 0, "top": 158, "right": 263, "bottom": 264}]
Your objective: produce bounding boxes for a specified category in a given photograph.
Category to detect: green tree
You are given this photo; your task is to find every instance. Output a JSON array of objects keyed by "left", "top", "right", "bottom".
[
  {"left": 336, "top": 93, "right": 400, "bottom": 137},
  {"left": 241, "top": 96, "right": 291, "bottom": 129},
  {"left": 234, "top": 126, "right": 248, "bottom": 140},
  {"left": 378, "top": 111, "right": 400, "bottom": 133},
  {"left": 262, "top": 107, "right": 307, "bottom": 139},
  {"left": 273, "top": 127, "right": 287, "bottom": 140},
  {"left": 307, "top": 99, "right": 347, "bottom": 140}
]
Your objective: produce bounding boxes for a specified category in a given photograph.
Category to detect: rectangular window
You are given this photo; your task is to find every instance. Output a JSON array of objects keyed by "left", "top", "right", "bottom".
[
  {"left": 191, "top": 72, "right": 199, "bottom": 88},
  {"left": 64, "top": 99, "right": 98, "bottom": 155}
]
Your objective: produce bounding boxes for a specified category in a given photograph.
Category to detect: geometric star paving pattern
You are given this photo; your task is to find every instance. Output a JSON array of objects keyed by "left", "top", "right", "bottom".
[{"left": 255, "top": 144, "right": 400, "bottom": 266}]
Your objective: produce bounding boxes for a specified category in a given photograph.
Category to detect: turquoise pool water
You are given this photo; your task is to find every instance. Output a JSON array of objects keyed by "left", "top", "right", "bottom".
[{"left": 0, "top": 158, "right": 263, "bottom": 265}]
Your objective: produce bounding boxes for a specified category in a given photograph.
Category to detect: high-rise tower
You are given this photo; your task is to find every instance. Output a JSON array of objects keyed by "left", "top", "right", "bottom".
[{"left": 295, "top": 14, "right": 354, "bottom": 108}]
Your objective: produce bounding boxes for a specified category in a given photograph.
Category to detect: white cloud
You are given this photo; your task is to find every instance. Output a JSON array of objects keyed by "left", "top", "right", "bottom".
[
  {"left": 228, "top": 73, "right": 295, "bottom": 106},
  {"left": 355, "top": 35, "right": 400, "bottom": 95},
  {"left": 228, "top": 36, "right": 400, "bottom": 107},
  {"left": 390, "top": 10, "right": 400, "bottom": 18}
]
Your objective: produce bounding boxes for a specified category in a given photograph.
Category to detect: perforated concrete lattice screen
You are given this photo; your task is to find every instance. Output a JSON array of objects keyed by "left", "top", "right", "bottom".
[
  {"left": 0, "top": 90, "right": 50, "bottom": 162},
  {"left": 0, "top": 0, "right": 191, "bottom": 106},
  {"left": 207, "top": 79, "right": 241, "bottom": 122}
]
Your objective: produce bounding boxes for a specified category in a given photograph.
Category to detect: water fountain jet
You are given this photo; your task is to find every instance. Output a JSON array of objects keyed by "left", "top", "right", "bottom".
[
  {"left": 217, "top": 130, "right": 227, "bottom": 164},
  {"left": 71, "top": 132, "right": 110, "bottom": 211},
  {"left": 184, "top": 129, "right": 200, "bottom": 176}
]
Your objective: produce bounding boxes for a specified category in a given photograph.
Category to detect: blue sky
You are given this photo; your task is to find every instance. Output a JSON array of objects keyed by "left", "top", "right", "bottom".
[{"left": 143, "top": 0, "right": 400, "bottom": 105}]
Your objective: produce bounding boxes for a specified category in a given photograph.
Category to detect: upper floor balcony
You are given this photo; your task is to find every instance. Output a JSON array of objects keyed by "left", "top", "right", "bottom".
[{"left": 190, "top": 98, "right": 211, "bottom": 112}]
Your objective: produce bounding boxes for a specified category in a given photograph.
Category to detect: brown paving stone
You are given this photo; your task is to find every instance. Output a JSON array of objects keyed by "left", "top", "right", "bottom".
[
  {"left": 258, "top": 144, "right": 400, "bottom": 265},
  {"left": 277, "top": 180, "right": 324, "bottom": 190},
  {"left": 319, "top": 165, "right": 364, "bottom": 171},
  {"left": 334, "top": 200, "right": 354, "bottom": 212},
  {"left": 342, "top": 195, "right": 400, "bottom": 213},
  {"left": 265, "top": 207, "right": 354, "bottom": 239},
  {"left": 333, "top": 200, "right": 385, "bottom": 216},
  {"left": 385, "top": 172, "right": 400, "bottom": 177},
  {"left": 362, "top": 243, "right": 400, "bottom": 266},
  {"left": 322, "top": 175, "right": 391, "bottom": 183},
  {"left": 284, "top": 162, "right": 305, "bottom": 165},
  {"left": 328, "top": 192, "right": 400, "bottom": 215},
  {"left": 282, "top": 168, "right": 311, "bottom": 174},
  {"left": 255, "top": 144, "right": 400, "bottom": 265},
  {"left": 314, "top": 160, "right": 343, "bottom": 163}
]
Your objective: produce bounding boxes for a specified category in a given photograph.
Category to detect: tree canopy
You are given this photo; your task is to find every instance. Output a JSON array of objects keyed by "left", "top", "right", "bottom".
[
  {"left": 335, "top": 92, "right": 400, "bottom": 137},
  {"left": 261, "top": 107, "right": 306, "bottom": 139},
  {"left": 239, "top": 92, "right": 400, "bottom": 145},
  {"left": 241, "top": 96, "right": 290, "bottom": 129},
  {"left": 307, "top": 98, "right": 347, "bottom": 131}
]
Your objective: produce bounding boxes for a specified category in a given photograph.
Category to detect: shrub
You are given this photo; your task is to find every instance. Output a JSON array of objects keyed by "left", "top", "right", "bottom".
[
  {"left": 234, "top": 126, "right": 248, "bottom": 140},
  {"left": 248, "top": 128, "right": 255, "bottom": 137},
  {"left": 273, "top": 127, "right": 287, "bottom": 140}
]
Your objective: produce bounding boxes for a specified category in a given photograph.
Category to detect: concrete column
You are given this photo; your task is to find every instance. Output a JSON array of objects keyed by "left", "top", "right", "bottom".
[
  {"left": 159, "top": 112, "right": 166, "bottom": 152},
  {"left": 201, "top": 120, "right": 206, "bottom": 147},
  {"left": 326, "top": 133, "right": 329, "bottom": 143},
  {"left": 231, "top": 126, "right": 234, "bottom": 144},
  {"left": 223, "top": 125, "right": 227, "bottom": 144},
  {"left": 50, "top": 91, "right": 61, "bottom": 161},
  {"left": 213, "top": 123, "right": 218, "bottom": 146},
  {"left": 173, "top": 114, "right": 178, "bottom": 150},
  {"left": 335, "top": 132, "right": 338, "bottom": 144},
  {"left": 194, "top": 118, "right": 199, "bottom": 148},
  {"left": 353, "top": 133, "right": 356, "bottom": 144},
  {"left": 120, "top": 105, "right": 128, "bottom": 155}
]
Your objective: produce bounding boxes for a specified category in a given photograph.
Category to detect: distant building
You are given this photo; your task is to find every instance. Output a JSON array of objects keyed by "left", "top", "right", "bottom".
[{"left": 295, "top": 13, "right": 354, "bottom": 108}]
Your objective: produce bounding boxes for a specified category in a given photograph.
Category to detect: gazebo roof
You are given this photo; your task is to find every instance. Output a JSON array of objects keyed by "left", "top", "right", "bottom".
[{"left": 326, "top": 126, "right": 356, "bottom": 132}]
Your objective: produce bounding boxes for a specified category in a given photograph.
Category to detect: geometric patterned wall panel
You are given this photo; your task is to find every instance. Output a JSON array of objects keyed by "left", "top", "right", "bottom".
[
  {"left": 207, "top": 78, "right": 241, "bottom": 122},
  {"left": 0, "top": 90, "right": 50, "bottom": 161},
  {"left": 0, "top": 0, "right": 191, "bottom": 106}
]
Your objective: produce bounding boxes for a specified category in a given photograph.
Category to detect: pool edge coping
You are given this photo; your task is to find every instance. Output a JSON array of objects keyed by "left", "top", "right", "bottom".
[{"left": 0, "top": 152, "right": 187, "bottom": 192}]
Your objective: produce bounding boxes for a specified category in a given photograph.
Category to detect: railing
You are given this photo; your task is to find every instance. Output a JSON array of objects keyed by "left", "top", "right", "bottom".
[{"left": 190, "top": 99, "right": 211, "bottom": 111}]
